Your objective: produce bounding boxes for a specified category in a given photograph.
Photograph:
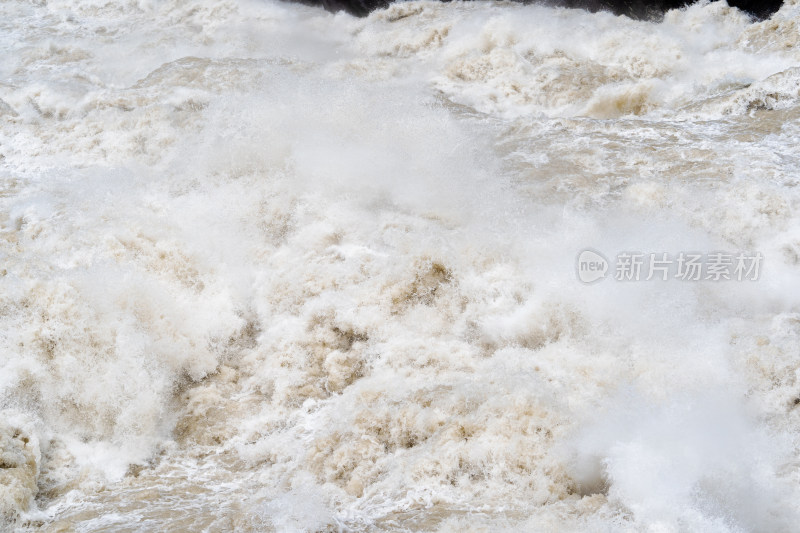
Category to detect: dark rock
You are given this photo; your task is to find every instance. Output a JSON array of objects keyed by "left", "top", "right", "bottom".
[
  {"left": 546, "top": 0, "right": 782, "bottom": 19},
  {"left": 295, "top": 0, "right": 783, "bottom": 20}
]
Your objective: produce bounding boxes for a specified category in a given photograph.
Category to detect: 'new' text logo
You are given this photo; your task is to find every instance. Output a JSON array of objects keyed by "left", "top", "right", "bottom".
[{"left": 576, "top": 249, "right": 609, "bottom": 284}]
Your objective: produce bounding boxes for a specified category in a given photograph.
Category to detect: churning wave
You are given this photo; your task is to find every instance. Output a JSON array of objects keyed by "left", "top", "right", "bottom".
[{"left": 2, "top": 0, "right": 800, "bottom": 531}]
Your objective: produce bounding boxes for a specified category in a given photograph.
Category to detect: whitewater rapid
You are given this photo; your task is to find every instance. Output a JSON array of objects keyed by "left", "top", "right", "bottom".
[{"left": 2, "top": 0, "right": 800, "bottom": 531}]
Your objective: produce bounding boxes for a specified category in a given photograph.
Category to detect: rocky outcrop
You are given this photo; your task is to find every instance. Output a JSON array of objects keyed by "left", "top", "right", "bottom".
[{"left": 0, "top": 422, "right": 39, "bottom": 526}]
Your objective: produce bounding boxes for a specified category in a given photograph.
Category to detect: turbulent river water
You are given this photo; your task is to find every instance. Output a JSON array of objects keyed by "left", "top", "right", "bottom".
[{"left": 2, "top": 0, "right": 800, "bottom": 531}]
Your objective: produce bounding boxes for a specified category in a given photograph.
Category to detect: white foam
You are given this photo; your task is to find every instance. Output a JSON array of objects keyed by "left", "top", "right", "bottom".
[{"left": 2, "top": 0, "right": 800, "bottom": 530}]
